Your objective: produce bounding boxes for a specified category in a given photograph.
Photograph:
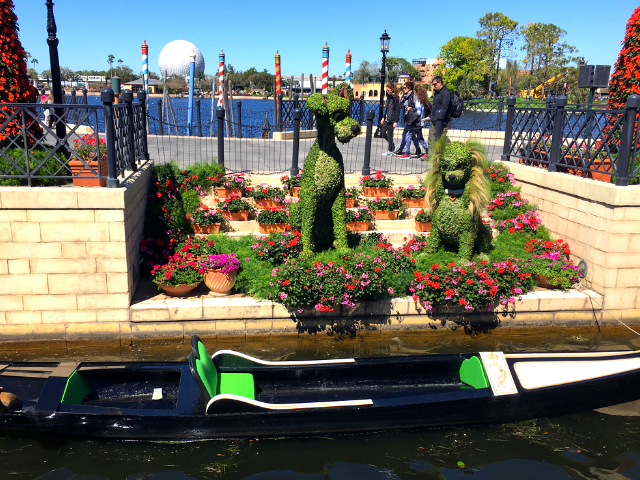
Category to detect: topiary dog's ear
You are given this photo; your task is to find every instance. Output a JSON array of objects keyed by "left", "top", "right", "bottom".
[
  {"left": 329, "top": 82, "right": 353, "bottom": 101},
  {"left": 307, "top": 93, "right": 329, "bottom": 115}
]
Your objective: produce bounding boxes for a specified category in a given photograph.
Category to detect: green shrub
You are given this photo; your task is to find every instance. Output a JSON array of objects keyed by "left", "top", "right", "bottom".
[{"left": 0, "top": 147, "right": 70, "bottom": 186}]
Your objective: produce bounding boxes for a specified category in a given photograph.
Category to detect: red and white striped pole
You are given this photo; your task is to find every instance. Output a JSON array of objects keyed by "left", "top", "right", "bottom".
[
  {"left": 275, "top": 50, "right": 281, "bottom": 97},
  {"left": 321, "top": 42, "right": 329, "bottom": 94},
  {"left": 217, "top": 49, "right": 225, "bottom": 109}
]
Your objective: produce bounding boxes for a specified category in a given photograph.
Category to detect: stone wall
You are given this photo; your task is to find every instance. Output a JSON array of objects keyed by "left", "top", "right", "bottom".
[
  {"left": 0, "top": 164, "right": 151, "bottom": 339},
  {"left": 507, "top": 162, "right": 640, "bottom": 316}
]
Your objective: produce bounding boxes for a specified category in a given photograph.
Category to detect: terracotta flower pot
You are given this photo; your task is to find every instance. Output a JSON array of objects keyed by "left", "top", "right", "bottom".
[
  {"left": 363, "top": 186, "right": 391, "bottom": 197},
  {"left": 159, "top": 283, "right": 199, "bottom": 297},
  {"left": 291, "top": 187, "right": 301, "bottom": 197},
  {"left": 535, "top": 274, "right": 563, "bottom": 289},
  {"left": 69, "top": 157, "right": 108, "bottom": 187},
  {"left": 255, "top": 199, "right": 280, "bottom": 209},
  {"left": 345, "top": 198, "right": 356, "bottom": 208},
  {"left": 258, "top": 223, "right": 289, "bottom": 234},
  {"left": 222, "top": 210, "right": 249, "bottom": 221},
  {"left": 346, "top": 221, "right": 370, "bottom": 232},
  {"left": 192, "top": 223, "right": 221, "bottom": 234},
  {"left": 203, "top": 269, "right": 237, "bottom": 295},
  {"left": 216, "top": 187, "right": 242, "bottom": 198},
  {"left": 404, "top": 198, "right": 425, "bottom": 208},
  {"left": 415, "top": 220, "right": 431, "bottom": 232},
  {"left": 372, "top": 209, "right": 398, "bottom": 220},
  {"left": 589, "top": 158, "right": 612, "bottom": 182}
]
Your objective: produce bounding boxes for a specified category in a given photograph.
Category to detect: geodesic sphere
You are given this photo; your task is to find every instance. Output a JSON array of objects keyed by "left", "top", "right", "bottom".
[{"left": 158, "top": 40, "right": 205, "bottom": 79}]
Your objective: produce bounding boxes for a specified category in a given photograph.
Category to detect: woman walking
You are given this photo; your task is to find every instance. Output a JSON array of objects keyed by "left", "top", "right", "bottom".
[
  {"left": 380, "top": 84, "right": 399, "bottom": 156},
  {"left": 399, "top": 84, "right": 430, "bottom": 160}
]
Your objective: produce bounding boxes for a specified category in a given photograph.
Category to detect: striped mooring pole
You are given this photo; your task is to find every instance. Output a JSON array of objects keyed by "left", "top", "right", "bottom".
[
  {"left": 275, "top": 50, "right": 281, "bottom": 97},
  {"left": 141, "top": 40, "right": 149, "bottom": 96},
  {"left": 321, "top": 42, "right": 329, "bottom": 94},
  {"left": 345, "top": 49, "right": 352, "bottom": 86},
  {"left": 218, "top": 50, "right": 225, "bottom": 109}
]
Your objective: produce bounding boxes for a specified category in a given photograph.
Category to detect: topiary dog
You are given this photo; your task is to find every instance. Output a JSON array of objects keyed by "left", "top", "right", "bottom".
[
  {"left": 297, "top": 83, "right": 361, "bottom": 253},
  {"left": 425, "top": 135, "right": 490, "bottom": 259}
]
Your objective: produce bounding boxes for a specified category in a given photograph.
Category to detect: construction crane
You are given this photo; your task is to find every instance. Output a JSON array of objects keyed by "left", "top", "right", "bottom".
[{"left": 521, "top": 73, "right": 564, "bottom": 99}]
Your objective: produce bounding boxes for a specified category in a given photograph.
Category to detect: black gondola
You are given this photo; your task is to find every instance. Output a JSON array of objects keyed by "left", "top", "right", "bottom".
[{"left": 1, "top": 335, "right": 640, "bottom": 439}]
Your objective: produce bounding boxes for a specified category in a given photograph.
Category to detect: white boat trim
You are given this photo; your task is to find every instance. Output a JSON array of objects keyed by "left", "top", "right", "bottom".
[
  {"left": 505, "top": 351, "right": 639, "bottom": 359},
  {"left": 211, "top": 350, "right": 356, "bottom": 366},
  {"left": 206, "top": 394, "right": 373, "bottom": 412},
  {"left": 514, "top": 357, "right": 640, "bottom": 390}
]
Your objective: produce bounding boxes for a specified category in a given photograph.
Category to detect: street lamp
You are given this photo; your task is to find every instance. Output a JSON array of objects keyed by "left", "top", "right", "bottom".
[
  {"left": 377, "top": 30, "right": 390, "bottom": 127},
  {"left": 45, "top": 0, "right": 66, "bottom": 140}
]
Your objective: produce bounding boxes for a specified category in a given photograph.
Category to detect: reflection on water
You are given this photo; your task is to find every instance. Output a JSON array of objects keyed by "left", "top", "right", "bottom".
[{"left": 2, "top": 326, "right": 640, "bottom": 479}]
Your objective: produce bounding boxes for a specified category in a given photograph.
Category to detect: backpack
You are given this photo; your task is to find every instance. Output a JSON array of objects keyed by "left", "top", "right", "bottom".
[{"left": 450, "top": 92, "right": 463, "bottom": 118}]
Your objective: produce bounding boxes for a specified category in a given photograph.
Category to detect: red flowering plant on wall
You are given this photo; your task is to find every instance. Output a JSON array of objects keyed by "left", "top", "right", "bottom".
[
  {"left": 150, "top": 252, "right": 204, "bottom": 288},
  {"left": 0, "top": 0, "right": 40, "bottom": 146},
  {"left": 485, "top": 163, "right": 516, "bottom": 194},
  {"left": 251, "top": 229, "right": 302, "bottom": 264},
  {"left": 608, "top": 6, "right": 640, "bottom": 110}
]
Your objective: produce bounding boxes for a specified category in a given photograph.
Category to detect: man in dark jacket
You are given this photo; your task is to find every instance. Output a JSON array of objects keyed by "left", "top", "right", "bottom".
[{"left": 427, "top": 76, "right": 451, "bottom": 147}]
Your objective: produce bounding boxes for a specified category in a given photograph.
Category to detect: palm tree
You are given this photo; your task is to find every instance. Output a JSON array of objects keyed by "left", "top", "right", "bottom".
[
  {"left": 31, "top": 58, "right": 38, "bottom": 73},
  {"left": 107, "top": 54, "right": 115, "bottom": 78}
]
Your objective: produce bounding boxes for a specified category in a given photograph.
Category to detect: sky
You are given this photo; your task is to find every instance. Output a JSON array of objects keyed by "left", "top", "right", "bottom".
[{"left": 13, "top": 0, "right": 637, "bottom": 79}]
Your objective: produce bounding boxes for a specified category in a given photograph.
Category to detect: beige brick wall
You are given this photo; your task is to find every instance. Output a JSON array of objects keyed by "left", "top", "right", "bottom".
[
  {"left": 506, "top": 161, "right": 640, "bottom": 311},
  {"left": 0, "top": 163, "right": 151, "bottom": 330}
]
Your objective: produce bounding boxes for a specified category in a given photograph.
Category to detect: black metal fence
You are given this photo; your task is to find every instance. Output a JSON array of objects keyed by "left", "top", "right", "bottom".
[
  {"left": 502, "top": 95, "right": 640, "bottom": 185},
  {"left": 0, "top": 89, "right": 149, "bottom": 187}
]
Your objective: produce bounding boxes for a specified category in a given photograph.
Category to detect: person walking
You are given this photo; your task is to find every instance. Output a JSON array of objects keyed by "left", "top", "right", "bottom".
[
  {"left": 380, "top": 84, "right": 399, "bottom": 156},
  {"left": 427, "top": 76, "right": 451, "bottom": 147},
  {"left": 393, "top": 82, "right": 422, "bottom": 157},
  {"left": 399, "top": 84, "right": 430, "bottom": 160}
]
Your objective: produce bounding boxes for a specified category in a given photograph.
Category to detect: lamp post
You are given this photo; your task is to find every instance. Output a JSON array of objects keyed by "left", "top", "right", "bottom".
[
  {"left": 45, "top": 0, "right": 66, "bottom": 141},
  {"left": 377, "top": 30, "right": 390, "bottom": 126}
]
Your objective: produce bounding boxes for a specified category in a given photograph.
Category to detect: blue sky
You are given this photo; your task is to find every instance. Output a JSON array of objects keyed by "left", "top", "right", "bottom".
[{"left": 14, "top": 0, "right": 636, "bottom": 78}]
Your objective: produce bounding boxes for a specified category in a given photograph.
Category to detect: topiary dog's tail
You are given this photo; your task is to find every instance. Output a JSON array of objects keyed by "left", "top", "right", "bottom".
[
  {"left": 425, "top": 134, "right": 448, "bottom": 212},
  {"left": 465, "top": 138, "right": 490, "bottom": 221}
]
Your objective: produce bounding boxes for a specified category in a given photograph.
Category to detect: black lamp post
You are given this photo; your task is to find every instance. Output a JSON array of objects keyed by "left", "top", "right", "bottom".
[
  {"left": 45, "top": 0, "right": 66, "bottom": 140},
  {"left": 377, "top": 30, "right": 390, "bottom": 125}
]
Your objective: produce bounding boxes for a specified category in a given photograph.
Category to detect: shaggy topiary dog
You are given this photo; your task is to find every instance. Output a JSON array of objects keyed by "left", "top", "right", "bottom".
[
  {"left": 297, "top": 83, "right": 361, "bottom": 253},
  {"left": 425, "top": 135, "right": 491, "bottom": 259}
]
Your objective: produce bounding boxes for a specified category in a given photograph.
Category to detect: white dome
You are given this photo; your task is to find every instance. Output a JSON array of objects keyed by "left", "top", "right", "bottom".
[{"left": 158, "top": 40, "right": 205, "bottom": 79}]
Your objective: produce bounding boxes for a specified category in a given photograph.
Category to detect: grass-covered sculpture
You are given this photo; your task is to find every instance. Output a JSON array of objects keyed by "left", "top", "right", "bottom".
[
  {"left": 425, "top": 135, "right": 491, "bottom": 259},
  {"left": 297, "top": 83, "right": 361, "bottom": 253}
]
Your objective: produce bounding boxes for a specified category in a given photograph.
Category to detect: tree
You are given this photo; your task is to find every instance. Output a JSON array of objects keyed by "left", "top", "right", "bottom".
[
  {"left": 477, "top": 12, "right": 518, "bottom": 97},
  {"left": 107, "top": 54, "right": 115, "bottom": 78},
  {"left": 30, "top": 57, "right": 38, "bottom": 73},
  {"left": 608, "top": 6, "right": 640, "bottom": 110},
  {"left": 435, "top": 36, "right": 490, "bottom": 93},
  {"left": 353, "top": 60, "right": 380, "bottom": 84},
  {"left": 385, "top": 57, "right": 421, "bottom": 82},
  {"left": 497, "top": 58, "right": 520, "bottom": 96}
]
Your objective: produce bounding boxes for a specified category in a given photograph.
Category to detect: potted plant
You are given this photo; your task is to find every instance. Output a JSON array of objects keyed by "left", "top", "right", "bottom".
[
  {"left": 345, "top": 206, "right": 374, "bottom": 231},
  {"left": 251, "top": 185, "right": 286, "bottom": 208},
  {"left": 150, "top": 253, "right": 203, "bottom": 296},
  {"left": 69, "top": 134, "right": 107, "bottom": 187},
  {"left": 186, "top": 204, "right": 226, "bottom": 234},
  {"left": 396, "top": 185, "right": 426, "bottom": 208},
  {"left": 198, "top": 253, "right": 240, "bottom": 295},
  {"left": 345, "top": 186, "right": 360, "bottom": 208},
  {"left": 216, "top": 173, "right": 251, "bottom": 198},
  {"left": 281, "top": 172, "right": 302, "bottom": 197},
  {"left": 360, "top": 170, "right": 393, "bottom": 197},
  {"left": 175, "top": 236, "right": 217, "bottom": 261},
  {"left": 207, "top": 173, "right": 228, "bottom": 195},
  {"left": 217, "top": 197, "right": 254, "bottom": 221},
  {"left": 256, "top": 206, "right": 289, "bottom": 233},
  {"left": 524, "top": 252, "right": 580, "bottom": 289},
  {"left": 366, "top": 196, "right": 402, "bottom": 220},
  {"left": 414, "top": 210, "right": 432, "bottom": 232}
]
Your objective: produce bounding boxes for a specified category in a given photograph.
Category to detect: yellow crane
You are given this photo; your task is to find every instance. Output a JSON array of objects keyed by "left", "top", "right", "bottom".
[{"left": 521, "top": 73, "right": 564, "bottom": 99}]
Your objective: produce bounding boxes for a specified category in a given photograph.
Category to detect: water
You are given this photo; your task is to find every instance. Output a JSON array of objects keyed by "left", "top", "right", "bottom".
[{"left": 3, "top": 327, "right": 640, "bottom": 479}]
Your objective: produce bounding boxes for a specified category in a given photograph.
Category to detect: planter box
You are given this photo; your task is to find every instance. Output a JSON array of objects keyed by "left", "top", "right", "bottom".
[
  {"left": 403, "top": 198, "right": 425, "bottom": 208},
  {"left": 255, "top": 199, "right": 281, "bottom": 209},
  {"left": 535, "top": 274, "right": 563, "bottom": 290},
  {"left": 222, "top": 210, "right": 249, "bottom": 221},
  {"left": 346, "top": 221, "right": 370, "bottom": 232},
  {"left": 258, "top": 223, "right": 289, "bottom": 234},
  {"left": 372, "top": 210, "right": 398, "bottom": 220},
  {"left": 193, "top": 223, "right": 221, "bottom": 234},
  {"left": 69, "top": 157, "right": 108, "bottom": 187},
  {"left": 345, "top": 198, "right": 356, "bottom": 208},
  {"left": 415, "top": 220, "right": 431, "bottom": 232},
  {"left": 215, "top": 187, "right": 242, "bottom": 198},
  {"left": 363, "top": 186, "right": 391, "bottom": 197}
]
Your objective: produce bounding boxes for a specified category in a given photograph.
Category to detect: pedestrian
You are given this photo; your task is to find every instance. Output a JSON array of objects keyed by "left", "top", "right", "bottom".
[
  {"left": 399, "top": 84, "right": 430, "bottom": 160},
  {"left": 393, "top": 81, "right": 422, "bottom": 157},
  {"left": 42, "top": 95, "right": 53, "bottom": 129},
  {"left": 380, "top": 84, "right": 399, "bottom": 156},
  {"left": 427, "top": 76, "right": 451, "bottom": 147}
]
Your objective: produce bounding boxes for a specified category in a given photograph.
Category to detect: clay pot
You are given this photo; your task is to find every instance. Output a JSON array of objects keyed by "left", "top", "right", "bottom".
[
  {"left": 372, "top": 210, "right": 398, "bottom": 220},
  {"left": 159, "top": 284, "right": 199, "bottom": 297},
  {"left": 345, "top": 198, "right": 356, "bottom": 208},
  {"left": 255, "top": 199, "right": 280, "bottom": 209},
  {"left": 258, "top": 223, "right": 289, "bottom": 234},
  {"left": 216, "top": 187, "right": 242, "bottom": 198},
  {"left": 535, "top": 274, "right": 563, "bottom": 289},
  {"left": 346, "top": 221, "right": 370, "bottom": 232},
  {"left": 363, "top": 186, "right": 391, "bottom": 197},
  {"left": 69, "top": 157, "right": 108, "bottom": 187},
  {"left": 415, "top": 220, "right": 431, "bottom": 232},
  {"left": 222, "top": 210, "right": 249, "bottom": 221},
  {"left": 589, "top": 158, "right": 613, "bottom": 182},
  {"left": 291, "top": 187, "right": 301, "bottom": 197},
  {"left": 403, "top": 198, "right": 425, "bottom": 208},
  {"left": 204, "top": 269, "right": 237, "bottom": 295},
  {"left": 192, "top": 223, "right": 221, "bottom": 234}
]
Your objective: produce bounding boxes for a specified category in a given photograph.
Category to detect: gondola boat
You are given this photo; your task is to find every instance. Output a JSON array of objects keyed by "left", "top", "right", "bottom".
[{"left": 1, "top": 335, "right": 640, "bottom": 439}]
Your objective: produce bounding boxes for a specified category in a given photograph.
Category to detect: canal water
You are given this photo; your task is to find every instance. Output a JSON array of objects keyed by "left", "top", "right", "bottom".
[{"left": 2, "top": 327, "right": 640, "bottom": 479}]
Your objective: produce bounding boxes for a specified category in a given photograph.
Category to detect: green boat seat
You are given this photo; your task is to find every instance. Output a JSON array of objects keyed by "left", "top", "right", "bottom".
[
  {"left": 189, "top": 335, "right": 254, "bottom": 400},
  {"left": 459, "top": 356, "right": 489, "bottom": 389}
]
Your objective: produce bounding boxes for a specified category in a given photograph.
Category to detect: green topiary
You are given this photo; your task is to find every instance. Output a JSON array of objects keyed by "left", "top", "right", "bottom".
[
  {"left": 425, "top": 135, "right": 491, "bottom": 259},
  {"left": 298, "top": 82, "right": 361, "bottom": 254}
]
